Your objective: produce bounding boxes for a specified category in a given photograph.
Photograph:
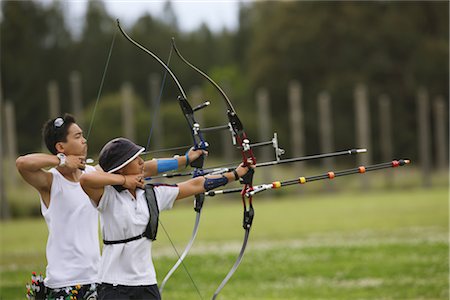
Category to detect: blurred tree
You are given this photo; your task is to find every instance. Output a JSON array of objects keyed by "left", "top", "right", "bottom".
[
  {"left": 124, "top": 13, "right": 179, "bottom": 103},
  {"left": 1, "top": 0, "right": 72, "bottom": 152},
  {"left": 233, "top": 2, "right": 253, "bottom": 70},
  {"left": 75, "top": 0, "right": 117, "bottom": 109},
  {"left": 246, "top": 1, "right": 448, "bottom": 161},
  {"left": 173, "top": 24, "right": 216, "bottom": 90},
  {"left": 162, "top": 0, "right": 178, "bottom": 30},
  {"left": 2, "top": 0, "right": 447, "bottom": 167},
  {"left": 200, "top": 64, "right": 254, "bottom": 155},
  {"left": 83, "top": 91, "right": 151, "bottom": 156},
  {"left": 42, "top": 1, "right": 73, "bottom": 117}
]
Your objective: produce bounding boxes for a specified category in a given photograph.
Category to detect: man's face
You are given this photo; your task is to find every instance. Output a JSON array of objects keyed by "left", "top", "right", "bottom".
[{"left": 60, "top": 123, "right": 87, "bottom": 157}]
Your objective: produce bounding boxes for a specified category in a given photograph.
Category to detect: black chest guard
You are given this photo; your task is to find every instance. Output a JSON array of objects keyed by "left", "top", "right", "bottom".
[{"left": 103, "top": 184, "right": 160, "bottom": 245}]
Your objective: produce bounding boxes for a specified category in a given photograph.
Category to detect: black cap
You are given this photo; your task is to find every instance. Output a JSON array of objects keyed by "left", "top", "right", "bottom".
[{"left": 99, "top": 138, "right": 145, "bottom": 173}]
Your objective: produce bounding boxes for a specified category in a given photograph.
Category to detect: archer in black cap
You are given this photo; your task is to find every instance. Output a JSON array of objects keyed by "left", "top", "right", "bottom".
[{"left": 80, "top": 137, "right": 254, "bottom": 299}]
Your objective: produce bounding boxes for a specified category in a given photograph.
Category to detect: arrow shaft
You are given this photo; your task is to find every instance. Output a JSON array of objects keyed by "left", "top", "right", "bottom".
[
  {"left": 206, "top": 159, "right": 410, "bottom": 197},
  {"left": 256, "top": 148, "right": 366, "bottom": 167},
  {"left": 149, "top": 148, "right": 367, "bottom": 179}
]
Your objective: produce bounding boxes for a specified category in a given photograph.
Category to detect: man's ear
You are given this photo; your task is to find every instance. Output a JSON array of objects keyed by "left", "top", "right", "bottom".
[{"left": 55, "top": 142, "right": 65, "bottom": 153}]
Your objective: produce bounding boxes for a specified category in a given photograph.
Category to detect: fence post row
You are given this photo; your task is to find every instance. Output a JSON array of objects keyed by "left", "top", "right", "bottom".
[{"left": 3, "top": 76, "right": 446, "bottom": 213}]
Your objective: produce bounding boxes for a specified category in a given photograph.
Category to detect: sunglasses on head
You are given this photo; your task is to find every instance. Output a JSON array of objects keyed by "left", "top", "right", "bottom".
[{"left": 54, "top": 117, "right": 64, "bottom": 128}]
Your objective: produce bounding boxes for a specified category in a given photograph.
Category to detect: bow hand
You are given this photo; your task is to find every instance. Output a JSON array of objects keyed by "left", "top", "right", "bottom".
[
  {"left": 235, "top": 160, "right": 256, "bottom": 184},
  {"left": 188, "top": 147, "right": 208, "bottom": 169}
]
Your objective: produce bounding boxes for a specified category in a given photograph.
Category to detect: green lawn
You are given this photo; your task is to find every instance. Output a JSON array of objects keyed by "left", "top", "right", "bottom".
[{"left": 1, "top": 186, "right": 448, "bottom": 299}]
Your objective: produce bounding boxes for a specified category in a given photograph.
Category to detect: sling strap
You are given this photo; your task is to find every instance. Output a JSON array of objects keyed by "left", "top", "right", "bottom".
[{"left": 103, "top": 184, "right": 159, "bottom": 245}]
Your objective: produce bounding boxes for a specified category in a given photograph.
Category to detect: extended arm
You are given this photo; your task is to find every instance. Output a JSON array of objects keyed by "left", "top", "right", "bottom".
[
  {"left": 144, "top": 148, "right": 205, "bottom": 178},
  {"left": 176, "top": 163, "right": 251, "bottom": 200}
]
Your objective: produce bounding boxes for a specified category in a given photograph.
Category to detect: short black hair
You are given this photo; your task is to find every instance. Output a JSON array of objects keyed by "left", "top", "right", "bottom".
[{"left": 42, "top": 113, "right": 77, "bottom": 155}]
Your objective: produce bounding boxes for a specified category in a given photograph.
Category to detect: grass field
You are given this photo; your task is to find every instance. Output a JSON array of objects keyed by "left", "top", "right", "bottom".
[{"left": 1, "top": 185, "right": 448, "bottom": 299}]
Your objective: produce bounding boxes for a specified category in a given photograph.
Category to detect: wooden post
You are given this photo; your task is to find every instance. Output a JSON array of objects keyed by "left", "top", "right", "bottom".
[
  {"left": 149, "top": 74, "right": 163, "bottom": 150},
  {"left": 318, "top": 91, "right": 335, "bottom": 192},
  {"left": 70, "top": 71, "right": 83, "bottom": 126},
  {"left": 318, "top": 91, "right": 334, "bottom": 167},
  {"left": 354, "top": 84, "right": 372, "bottom": 189},
  {"left": 433, "top": 95, "right": 448, "bottom": 171},
  {"left": 257, "top": 87, "right": 272, "bottom": 183},
  {"left": 257, "top": 88, "right": 271, "bottom": 160},
  {"left": 0, "top": 75, "right": 10, "bottom": 219},
  {"left": 4, "top": 101, "right": 18, "bottom": 188},
  {"left": 121, "top": 82, "right": 135, "bottom": 141},
  {"left": 378, "top": 95, "right": 393, "bottom": 187},
  {"left": 288, "top": 81, "right": 304, "bottom": 158},
  {"left": 416, "top": 88, "right": 432, "bottom": 187},
  {"left": 48, "top": 80, "right": 60, "bottom": 118}
]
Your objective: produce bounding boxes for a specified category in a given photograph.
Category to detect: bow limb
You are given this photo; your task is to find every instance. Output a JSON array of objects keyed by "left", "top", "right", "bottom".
[
  {"left": 117, "top": 20, "right": 187, "bottom": 99},
  {"left": 171, "top": 38, "right": 256, "bottom": 167},
  {"left": 212, "top": 229, "right": 250, "bottom": 300},
  {"left": 116, "top": 24, "right": 208, "bottom": 294},
  {"left": 159, "top": 210, "right": 201, "bottom": 292},
  {"left": 171, "top": 38, "right": 235, "bottom": 112},
  {"left": 171, "top": 38, "right": 257, "bottom": 299},
  {"left": 116, "top": 20, "right": 208, "bottom": 170}
]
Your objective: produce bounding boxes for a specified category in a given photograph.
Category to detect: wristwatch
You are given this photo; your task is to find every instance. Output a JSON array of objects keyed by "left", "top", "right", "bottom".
[{"left": 56, "top": 153, "right": 66, "bottom": 167}]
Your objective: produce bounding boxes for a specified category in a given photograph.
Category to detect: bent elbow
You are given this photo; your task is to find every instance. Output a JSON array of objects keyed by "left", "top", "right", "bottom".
[
  {"left": 79, "top": 174, "right": 88, "bottom": 188},
  {"left": 15, "top": 156, "right": 26, "bottom": 171},
  {"left": 79, "top": 174, "right": 94, "bottom": 190}
]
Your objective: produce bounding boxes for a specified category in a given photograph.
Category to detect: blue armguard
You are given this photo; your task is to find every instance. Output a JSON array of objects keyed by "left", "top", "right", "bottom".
[
  {"left": 157, "top": 159, "right": 179, "bottom": 173},
  {"left": 204, "top": 176, "right": 229, "bottom": 191}
]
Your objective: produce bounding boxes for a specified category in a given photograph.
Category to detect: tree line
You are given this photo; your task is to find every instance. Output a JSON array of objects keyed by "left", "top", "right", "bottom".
[{"left": 1, "top": 0, "right": 448, "bottom": 164}]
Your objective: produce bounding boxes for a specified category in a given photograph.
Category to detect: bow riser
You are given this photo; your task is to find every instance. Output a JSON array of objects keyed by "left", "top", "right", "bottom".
[
  {"left": 227, "top": 111, "right": 256, "bottom": 167},
  {"left": 178, "top": 96, "right": 208, "bottom": 169},
  {"left": 171, "top": 36, "right": 258, "bottom": 300}
]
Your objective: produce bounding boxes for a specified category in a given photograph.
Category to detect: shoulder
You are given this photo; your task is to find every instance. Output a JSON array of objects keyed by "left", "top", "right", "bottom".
[
  {"left": 102, "top": 185, "right": 118, "bottom": 197},
  {"left": 148, "top": 183, "right": 179, "bottom": 211},
  {"left": 97, "top": 185, "right": 118, "bottom": 211},
  {"left": 84, "top": 165, "right": 97, "bottom": 174},
  {"left": 48, "top": 167, "right": 58, "bottom": 175},
  {"left": 151, "top": 183, "right": 179, "bottom": 195},
  {"left": 46, "top": 168, "right": 59, "bottom": 183}
]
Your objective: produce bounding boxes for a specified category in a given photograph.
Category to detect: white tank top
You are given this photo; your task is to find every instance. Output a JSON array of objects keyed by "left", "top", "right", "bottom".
[{"left": 40, "top": 166, "right": 100, "bottom": 288}]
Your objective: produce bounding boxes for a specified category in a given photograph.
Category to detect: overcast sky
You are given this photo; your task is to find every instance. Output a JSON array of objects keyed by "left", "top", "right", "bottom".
[{"left": 40, "top": 0, "right": 244, "bottom": 34}]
